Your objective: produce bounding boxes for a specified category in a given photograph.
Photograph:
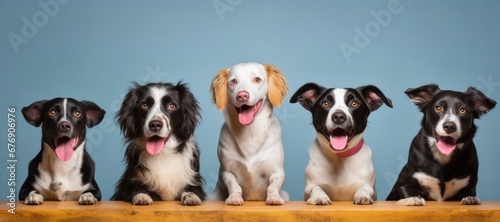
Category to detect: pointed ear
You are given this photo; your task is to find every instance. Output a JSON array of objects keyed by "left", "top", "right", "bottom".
[
  {"left": 290, "top": 83, "right": 326, "bottom": 111},
  {"left": 210, "top": 68, "right": 229, "bottom": 110},
  {"left": 404, "top": 84, "right": 441, "bottom": 109},
  {"left": 357, "top": 85, "right": 393, "bottom": 111},
  {"left": 465, "top": 87, "right": 497, "bottom": 118},
  {"left": 80, "top": 101, "right": 105, "bottom": 128},
  {"left": 265, "top": 65, "right": 288, "bottom": 107},
  {"left": 22, "top": 100, "right": 47, "bottom": 127}
]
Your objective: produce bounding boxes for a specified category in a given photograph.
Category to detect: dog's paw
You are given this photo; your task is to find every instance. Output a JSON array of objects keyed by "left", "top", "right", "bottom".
[
  {"left": 225, "top": 194, "right": 244, "bottom": 206},
  {"left": 25, "top": 191, "right": 44, "bottom": 205},
  {"left": 461, "top": 196, "right": 481, "bottom": 205},
  {"left": 353, "top": 195, "right": 374, "bottom": 205},
  {"left": 78, "top": 193, "right": 97, "bottom": 205},
  {"left": 132, "top": 193, "right": 153, "bottom": 205},
  {"left": 181, "top": 192, "right": 202, "bottom": 206},
  {"left": 395, "top": 196, "right": 426, "bottom": 206},
  {"left": 266, "top": 193, "right": 285, "bottom": 205},
  {"left": 307, "top": 194, "right": 332, "bottom": 205}
]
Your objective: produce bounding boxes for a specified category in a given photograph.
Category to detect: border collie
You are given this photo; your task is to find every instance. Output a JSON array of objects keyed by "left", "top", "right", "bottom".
[
  {"left": 20, "top": 98, "right": 105, "bottom": 205},
  {"left": 290, "top": 83, "right": 393, "bottom": 205},
  {"left": 111, "top": 82, "right": 205, "bottom": 205},
  {"left": 386, "top": 84, "right": 496, "bottom": 205}
]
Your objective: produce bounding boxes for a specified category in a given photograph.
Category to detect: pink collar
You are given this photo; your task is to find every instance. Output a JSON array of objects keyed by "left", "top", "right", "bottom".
[{"left": 336, "top": 139, "right": 364, "bottom": 158}]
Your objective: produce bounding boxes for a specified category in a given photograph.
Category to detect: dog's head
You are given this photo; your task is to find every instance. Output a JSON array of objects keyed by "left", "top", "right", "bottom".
[
  {"left": 405, "top": 84, "right": 496, "bottom": 156},
  {"left": 22, "top": 98, "right": 105, "bottom": 161},
  {"left": 116, "top": 82, "right": 200, "bottom": 155},
  {"left": 291, "top": 83, "right": 392, "bottom": 151},
  {"left": 210, "top": 62, "right": 288, "bottom": 125}
]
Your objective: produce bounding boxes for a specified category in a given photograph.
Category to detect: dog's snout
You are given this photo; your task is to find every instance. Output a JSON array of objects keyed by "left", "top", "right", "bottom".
[
  {"left": 332, "top": 111, "right": 347, "bottom": 124},
  {"left": 58, "top": 121, "right": 72, "bottom": 133},
  {"left": 148, "top": 120, "right": 163, "bottom": 132},
  {"left": 443, "top": 122, "right": 457, "bottom": 134},
  {"left": 237, "top": 91, "right": 249, "bottom": 102}
]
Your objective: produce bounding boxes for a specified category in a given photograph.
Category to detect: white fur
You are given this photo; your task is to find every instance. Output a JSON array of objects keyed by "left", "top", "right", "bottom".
[
  {"left": 212, "top": 62, "right": 288, "bottom": 205},
  {"left": 413, "top": 171, "right": 470, "bottom": 201},
  {"left": 435, "top": 110, "right": 462, "bottom": 139},
  {"left": 325, "top": 89, "right": 353, "bottom": 130},
  {"left": 144, "top": 87, "right": 171, "bottom": 138},
  {"left": 396, "top": 196, "right": 426, "bottom": 206}
]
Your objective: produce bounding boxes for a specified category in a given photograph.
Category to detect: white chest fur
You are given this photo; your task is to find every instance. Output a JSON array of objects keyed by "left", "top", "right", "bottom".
[
  {"left": 33, "top": 142, "right": 90, "bottom": 201},
  {"left": 413, "top": 172, "right": 470, "bottom": 201}
]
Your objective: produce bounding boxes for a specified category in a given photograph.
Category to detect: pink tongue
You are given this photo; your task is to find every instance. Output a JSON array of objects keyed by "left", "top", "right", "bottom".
[
  {"left": 146, "top": 137, "right": 166, "bottom": 155},
  {"left": 330, "top": 135, "right": 348, "bottom": 150},
  {"left": 437, "top": 139, "right": 456, "bottom": 155},
  {"left": 55, "top": 137, "right": 78, "bottom": 161},
  {"left": 238, "top": 101, "right": 261, "bottom": 125}
]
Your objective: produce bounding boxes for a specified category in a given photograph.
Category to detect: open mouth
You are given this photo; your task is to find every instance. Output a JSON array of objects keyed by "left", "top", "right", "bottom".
[
  {"left": 235, "top": 100, "right": 263, "bottom": 125},
  {"left": 436, "top": 136, "right": 457, "bottom": 156},
  {"left": 329, "top": 128, "right": 351, "bottom": 151},
  {"left": 55, "top": 136, "right": 79, "bottom": 161},
  {"left": 145, "top": 135, "right": 169, "bottom": 155}
]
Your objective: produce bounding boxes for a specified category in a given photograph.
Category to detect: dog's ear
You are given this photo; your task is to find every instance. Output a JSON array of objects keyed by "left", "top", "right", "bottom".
[
  {"left": 357, "top": 85, "right": 393, "bottom": 111},
  {"left": 175, "top": 82, "right": 201, "bottom": 139},
  {"left": 80, "top": 101, "right": 106, "bottom": 128},
  {"left": 265, "top": 65, "right": 288, "bottom": 107},
  {"left": 116, "top": 82, "right": 141, "bottom": 139},
  {"left": 404, "top": 84, "right": 441, "bottom": 108},
  {"left": 210, "top": 68, "right": 229, "bottom": 110},
  {"left": 22, "top": 100, "right": 48, "bottom": 127},
  {"left": 465, "top": 87, "right": 497, "bottom": 118},
  {"left": 290, "top": 83, "right": 326, "bottom": 111}
]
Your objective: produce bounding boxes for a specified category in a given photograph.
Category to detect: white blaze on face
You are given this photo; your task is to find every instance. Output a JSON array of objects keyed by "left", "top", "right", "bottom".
[
  {"left": 143, "top": 86, "right": 171, "bottom": 155},
  {"left": 325, "top": 89, "right": 354, "bottom": 150},
  {"left": 435, "top": 108, "right": 462, "bottom": 156}
]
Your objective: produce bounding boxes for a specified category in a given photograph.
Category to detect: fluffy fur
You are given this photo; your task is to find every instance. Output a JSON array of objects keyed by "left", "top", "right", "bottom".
[
  {"left": 111, "top": 82, "right": 205, "bottom": 205},
  {"left": 386, "top": 84, "right": 496, "bottom": 206},
  {"left": 19, "top": 98, "right": 105, "bottom": 205},
  {"left": 209, "top": 62, "right": 289, "bottom": 205}
]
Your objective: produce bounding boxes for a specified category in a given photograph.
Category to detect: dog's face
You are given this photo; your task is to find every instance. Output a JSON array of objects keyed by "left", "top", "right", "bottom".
[
  {"left": 22, "top": 98, "right": 105, "bottom": 161},
  {"left": 117, "top": 82, "right": 200, "bottom": 155},
  {"left": 405, "top": 84, "right": 496, "bottom": 156},
  {"left": 210, "top": 62, "right": 288, "bottom": 125},
  {"left": 291, "top": 83, "right": 392, "bottom": 151}
]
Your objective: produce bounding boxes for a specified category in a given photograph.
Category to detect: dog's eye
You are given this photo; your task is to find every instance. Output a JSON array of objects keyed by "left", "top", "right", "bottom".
[
  {"left": 73, "top": 111, "right": 82, "bottom": 118},
  {"left": 434, "top": 106, "right": 443, "bottom": 113},
  {"left": 459, "top": 107, "right": 468, "bottom": 115},
  {"left": 167, "top": 103, "right": 177, "bottom": 111},
  {"left": 254, "top": 77, "right": 262, "bottom": 83},
  {"left": 229, "top": 79, "right": 238, "bottom": 86},
  {"left": 48, "top": 110, "right": 57, "bottom": 117},
  {"left": 351, "top": 101, "right": 359, "bottom": 108},
  {"left": 321, "top": 101, "right": 330, "bottom": 108},
  {"left": 140, "top": 103, "right": 149, "bottom": 110}
]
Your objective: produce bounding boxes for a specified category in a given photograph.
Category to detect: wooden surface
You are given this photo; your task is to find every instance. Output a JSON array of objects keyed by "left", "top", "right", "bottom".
[{"left": 1, "top": 201, "right": 500, "bottom": 222}]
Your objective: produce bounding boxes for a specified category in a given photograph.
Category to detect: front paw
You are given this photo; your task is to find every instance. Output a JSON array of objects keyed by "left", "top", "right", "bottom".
[
  {"left": 461, "top": 196, "right": 481, "bottom": 205},
  {"left": 132, "top": 193, "right": 153, "bottom": 205},
  {"left": 25, "top": 191, "right": 44, "bottom": 205},
  {"left": 266, "top": 193, "right": 284, "bottom": 205},
  {"left": 307, "top": 194, "right": 332, "bottom": 205},
  {"left": 353, "top": 195, "right": 373, "bottom": 205},
  {"left": 225, "top": 194, "right": 244, "bottom": 206},
  {"left": 181, "top": 192, "right": 202, "bottom": 206},
  {"left": 78, "top": 193, "right": 97, "bottom": 205},
  {"left": 395, "top": 196, "right": 426, "bottom": 206}
]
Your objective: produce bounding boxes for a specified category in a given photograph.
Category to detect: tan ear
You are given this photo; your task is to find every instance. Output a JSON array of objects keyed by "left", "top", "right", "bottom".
[
  {"left": 265, "top": 64, "right": 288, "bottom": 107},
  {"left": 210, "top": 68, "right": 229, "bottom": 110}
]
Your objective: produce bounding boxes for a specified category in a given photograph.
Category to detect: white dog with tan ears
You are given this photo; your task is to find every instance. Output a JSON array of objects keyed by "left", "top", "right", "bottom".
[{"left": 209, "top": 62, "right": 289, "bottom": 205}]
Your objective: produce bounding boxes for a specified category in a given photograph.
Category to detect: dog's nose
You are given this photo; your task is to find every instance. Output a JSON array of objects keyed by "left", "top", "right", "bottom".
[
  {"left": 148, "top": 120, "right": 163, "bottom": 132},
  {"left": 332, "top": 111, "right": 347, "bottom": 124},
  {"left": 443, "top": 122, "right": 457, "bottom": 134},
  {"left": 237, "top": 91, "right": 249, "bottom": 102},
  {"left": 58, "top": 121, "right": 72, "bottom": 132}
]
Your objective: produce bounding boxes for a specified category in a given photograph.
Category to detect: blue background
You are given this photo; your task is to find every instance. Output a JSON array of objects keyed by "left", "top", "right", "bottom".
[{"left": 1, "top": 0, "right": 499, "bottom": 201}]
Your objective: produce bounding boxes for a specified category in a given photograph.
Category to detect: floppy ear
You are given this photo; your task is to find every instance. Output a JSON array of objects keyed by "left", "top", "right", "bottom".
[
  {"left": 80, "top": 100, "right": 106, "bottom": 128},
  {"left": 465, "top": 87, "right": 497, "bottom": 118},
  {"left": 290, "top": 83, "right": 326, "bottom": 111},
  {"left": 357, "top": 85, "right": 393, "bottom": 111},
  {"left": 175, "top": 82, "right": 201, "bottom": 140},
  {"left": 404, "top": 84, "right": 441, "bottom": 109},
  {"left": 210, "top": 68, "right": 229, "bottom": 110},
  {"left": 116, "top": 82, "right": 141, "bottom": 139},
  {"left": 22, "top": 100, "right": 47, "bottom": 127},
  {"left": 265, "top": 64, "right": 288, "bottom": 107}
]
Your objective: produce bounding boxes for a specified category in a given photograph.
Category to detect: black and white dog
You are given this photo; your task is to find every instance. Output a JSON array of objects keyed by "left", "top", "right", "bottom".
[
  {"left": 291, "top": 83, "right": 393, "bottom": 205},
  {"left": 20, "top": 98, "right": 105, "bottom": 205},
  {"left": 386, "top": 84, "right": 496, "bottom": 206},
  {"left": 111, "top": 82, "right": 205, "bottom": 205}
]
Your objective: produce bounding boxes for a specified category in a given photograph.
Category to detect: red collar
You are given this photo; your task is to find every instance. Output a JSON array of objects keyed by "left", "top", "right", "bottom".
[{"left": 336, "top": 139, "right": 364, "bottom": 158}]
